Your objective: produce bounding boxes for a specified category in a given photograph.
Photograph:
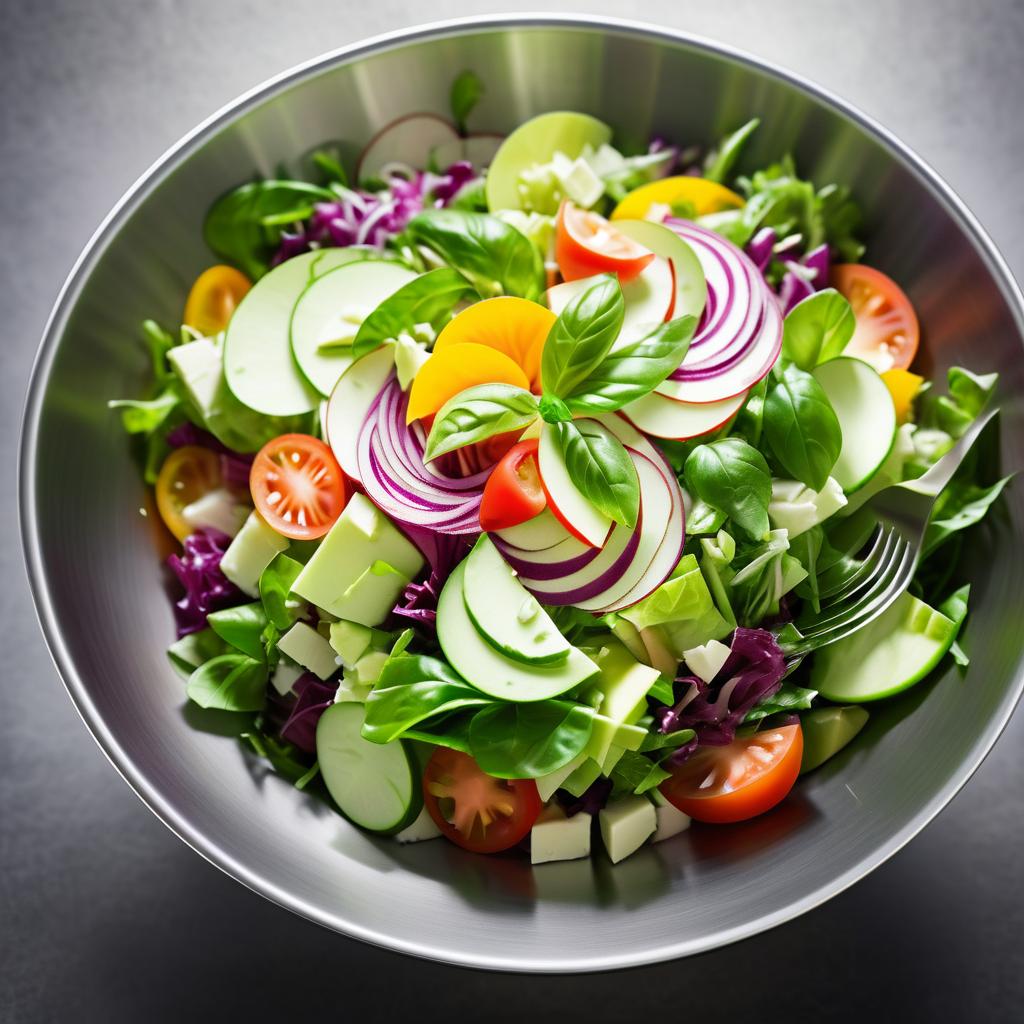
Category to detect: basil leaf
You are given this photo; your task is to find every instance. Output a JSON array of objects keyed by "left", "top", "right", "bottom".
[
  {"left": 555, "top": 420, "right": 640, "bottom": 529},
  {"left": 782, "top": 289, "right": 855, "bottom": 370},
  {"left": 538, "top": 393, "right": 572, "bottom": 424},
  {"left": 259, "top": 554, "right": 306, "bottom": 631},
  {"left": 686, "top": 498, "right": 727, "bottom": 536},
  {"left": 403, "top": 713, "right": 476, "bottom": 754},
  {"left": 763, "top": 362, "right": 843, "bottom": 491},
  {"left": 404, "top": 209, "right": 545, "bottom": 301},
  {"left": 206, "top": 603, "right": 270, "bottom": 662},
  {"left": 541, "top": 274, "right": 624, "bottom": 397},
  {"left": 733, "top": 378, "right": 768, "bottom": 448},
  {"left": 922, "top": 475, "right": 1012, "bottom": 558},
  {"left": 684, "top": 438, "right": 772, "bottom": 540},
  {"left": 352, "top": 268, "right": 474, "bottom": 358},
  {"left": 424, "top": 384, "right": 539, "bottom": 461},
  {"left": 565, "top": 314, "right": 698, "bottom": 413},
  {"left": 703, "top": 117, "right": 760, "bottom": 184},
  {"left": 468, "top": 701, "right": 595, "bottom": 779},
  {"left": 204, "top": 180, "right": 334, "bottom": 279},
  {"left": 744, "top": 682, "right": 818, "bottom": 722},
  {"left": 450, "top": 69, "right": 484, "bottom": 135},
  {"left": 609, "top": 749, "right": 672, "bottom": 795},
  {"left": 187, "top": 654, "right": 267, "bottom": 712}
]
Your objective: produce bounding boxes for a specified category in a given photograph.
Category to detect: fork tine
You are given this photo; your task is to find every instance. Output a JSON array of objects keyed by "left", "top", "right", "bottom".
[
  {"left": 816, "top": 526, "right": 886, "bottom": 601},
  {"left": 817, "top": 527, "right": 893, "bottom": 605},
  {"left": 799, "top": 537, "right": 914, "bottom": 642}
]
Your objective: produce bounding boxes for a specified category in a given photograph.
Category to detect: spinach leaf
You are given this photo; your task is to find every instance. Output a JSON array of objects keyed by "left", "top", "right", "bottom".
[
  {"left": 403, "top": 209, "right": 545, "bottom": 301},
  {"left": 555, "top": 419, "right": 640, "bottom": 529},
  {"left": 922, "top": 475, "right": 1012, "bottom": 558},
  {"left": 363, "top": 679, "right": 492, "bottom": 744},
  {"left": 468, "top": 701, "right": 595, "bottom": 779},
  {"left": 259, "top": 554, "right": 306, "bottom": 632},
  {"left": 781, "top": 289, "right": 855, "bottom": 370},
  {"left": 351, "top": 267, "right": 475, "bottom": 358},
  {"left": 564, "top": 314, "right": 697, "bottom": 413},
  {"left": 403, "top": 713, "right": 476, "bottom": 754},
  {"left": 541, "top": 274, "right": 624, "bottom": 397},
  {"left": 918, "top": 366, "right": 999, "bottom": 439},
  {"left": 204, "top": 180, "right": 334, "bottom": 279},
  {"left": 240, "top": 730, "right": 317, "bottom": 787},
  {"left": 609, "top": 749, "right": 671, "bottom": 795},
  {"left": 424, "top": 384, "right": 539, "bottom": 461},
  {"left": 167, "top": 628, "right": 230, "bottom": 679},
  {"left": 450, "top": 70, "right": 484, "bottom": 135},
  {"left": 206, "top": 603, "right": 271, "bottom": 662},
  {"left": 187, "top": 654, "right": 267, "bottom": 712},
  {"left": 639, "top": 728, "right": 696, "bottom": 753},
  {"left": 763, "top": 362, "right": 843, "bottom": 490},
  {"left": 703, "top": 117, "right": 760, "bottom": 184},
  {"left": 686, "top": 498, "right": 727, "bottom": 536},
  {"left": 684, "top": 438, "right": 772, "bottom": 540},
  {"left": 743, "top": 682, "right": 818, "bottom": 722},
  {"left": 733, "top": 378, "right": 768, "bottom": 447}
]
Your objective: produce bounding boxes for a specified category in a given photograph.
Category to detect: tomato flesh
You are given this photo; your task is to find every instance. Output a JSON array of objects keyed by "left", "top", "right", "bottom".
[
  {"left": 660, "top": 724, "right": 803, "bottom": 824},
  {"left": 155, "top": 445, "right": 222, "bottom": 542},
  {"left": 556, "top": 200, "right": 655, "bottom": 284},
  {"left": 423, "top": 748, "right": 541, "bottom": 854},
  {"left": 479, "top": 439, "right": 547, "bottom": 532},
  {"left": 250, "top": 433, "right": 348, "bottom": 541},
  {"left": 183, "top": 265, "right": 251, "bottom": 337},
  {"left": 831, "top": 263, "right": 920, "bottom": 373}
]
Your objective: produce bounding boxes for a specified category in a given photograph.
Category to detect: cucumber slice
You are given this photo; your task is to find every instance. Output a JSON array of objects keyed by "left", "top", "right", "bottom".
[
  {"left": 225, "top": 248, "right": 356, "bottom": 416},
  {"left": 810, "top": 592, "right": 960, "bottom": 702},
  {"left": 485, "top": 111, "right": 612, "bottom": 213},
  {"left": 316, "top": 702, "right": 421, "bottom": 834},
  {"left": 800, "top": 706, "right": 869, "bottom": 773},
  {"left": 612, "top": 219, "right": 707, "bottom": 323},
  {"left": 291, "top": 260, "right": 417, "bottom": 397},
  {"left": 437, "top": 561, "right": 598, "bottom": 701},
  {"left": 811, "top": 357, "right": 897, "bottom": 493},
  {"left": 462, "top": 535, "right": 571, "bottom": 665}
]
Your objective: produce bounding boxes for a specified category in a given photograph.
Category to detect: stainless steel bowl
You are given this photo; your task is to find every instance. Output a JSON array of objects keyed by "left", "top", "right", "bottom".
[{"left": 20, "top": 15, "right": 1024, "bottom": 971}]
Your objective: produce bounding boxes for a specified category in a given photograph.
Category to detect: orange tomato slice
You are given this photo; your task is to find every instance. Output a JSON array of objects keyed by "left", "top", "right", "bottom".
[
  {"left": 433, "top": 297, "right": 554, "bottom": 392},
  {"left": 155, "top": 445, "right": 222, "bottom": 542},
  {"left": 406, "top": 343, "right": 531, "bottom": 423},
  {"left": 183, "top": 265, "right": 252, "bottom": 336},
  {"left": 882, "top": 368, "right": 924, "bottom": 424}
]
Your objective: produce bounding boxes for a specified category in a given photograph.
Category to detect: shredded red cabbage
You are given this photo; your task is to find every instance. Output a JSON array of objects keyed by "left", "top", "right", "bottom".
[
  {"left": 744, "top": 228, "right": 832, "bottom": 314},
  {"left": 392, "top": 531, "right": 470, "bottom": 633},
  {"left": 558, "top": 777, "right": 613, "bottom": 818},
  {"left": 655, "top": 627, "right": 787, "bottom": 762},
  {"left": 272, "top": 162, "right": 480, "bottom": 265},
  {"left": 167, "top": 528, "right": 240, "bottom": 637},
  {"left": 280, "top": 674, "right": 339, "bottom": 754}
]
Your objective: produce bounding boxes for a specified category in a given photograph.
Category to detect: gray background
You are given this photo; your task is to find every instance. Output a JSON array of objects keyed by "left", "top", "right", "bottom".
[{"left": 3, "top": 0, "right": 1023, "bottom": 1020}]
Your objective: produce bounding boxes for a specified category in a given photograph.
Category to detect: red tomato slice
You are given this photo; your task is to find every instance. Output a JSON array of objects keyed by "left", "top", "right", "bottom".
[
  {"left": 831, "top": 263, "right": 920, "bottom": 373},
  {"left": 422, "top": 747, "right": 542, "bottom": 854},
  {"left": 479, "top": 439, "right": 546, "bottom": 532},
  {"left": 660, "top": 724, "right": 803, "bottom": 824},
  {"left": 555, "top": 200, "right": 655, "bottom": 284},
  {"left": 250, "top": 433, "right": 348, "bottom": 540}
]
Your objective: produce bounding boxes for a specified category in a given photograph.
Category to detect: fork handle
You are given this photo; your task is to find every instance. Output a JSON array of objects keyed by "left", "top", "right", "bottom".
[{"left": 901, "top": 407, "right": 999, "bottom": 499}]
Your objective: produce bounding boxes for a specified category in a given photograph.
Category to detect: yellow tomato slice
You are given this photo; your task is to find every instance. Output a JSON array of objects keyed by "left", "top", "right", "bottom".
[
  {"left": 882, "top": 368, "right": 924, "bottom": 424},
  {"left": 406, "top": 343, "right": 532, "bottom": 423},
  {"left": 155, "top": 445, "right": 222, "bottom": 542},
  {"left": 611, "top": 176, "right": 744, "bottom": 221},
  {"left": 433, "top": 297, "right": 555, "bottom": 392},
  {"left": 183, "top": 265, "right": 252, "bottom": 336}
]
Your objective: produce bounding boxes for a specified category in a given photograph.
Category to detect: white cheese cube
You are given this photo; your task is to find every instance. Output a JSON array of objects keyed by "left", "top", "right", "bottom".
[
  {"left": 556, "top": 155, "right": 605, "bottom": 209},
  {"left": 167, "top": 336, "right": 222, "bottom": 418},
  {"left": 278, "top": 622, "right": 338, "bottom": 680},
  {"left": 531, "top": 805, "right": 592, "bottom": 865},
  {"left": 270, "top": 656, "right": 304, "bottom": 697},
  {"left": 182, "top": 488, "right": 248, "bottom": 538},
  {"left": 220, "top": 511, "right": 289, "bottom": 597},
  {"left": 768, "top": 476, "right": 848, "bottom": 538},
  {"left": 651, "top": 790, "right": 692, "bottom": 842},
  {"left": 682, "top": 639, "right": 731, "bottom": 684},
  {"left": 599, "top": 795, "right": 657, "bottom": 864}
]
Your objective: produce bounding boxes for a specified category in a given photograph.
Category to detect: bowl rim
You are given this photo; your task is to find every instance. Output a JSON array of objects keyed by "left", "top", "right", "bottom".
[{"left": 18, "top": 12, "right": 1024, "bottom": 972}]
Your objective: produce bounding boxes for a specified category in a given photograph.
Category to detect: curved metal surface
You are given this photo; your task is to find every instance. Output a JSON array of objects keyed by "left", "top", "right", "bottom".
[{"left": 19, "top": 15, "right": 1024, "bottom": 972}]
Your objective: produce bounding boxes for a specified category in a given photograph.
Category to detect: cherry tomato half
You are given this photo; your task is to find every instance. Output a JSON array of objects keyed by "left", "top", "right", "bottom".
[
  {"left": 183, "top": 265, "right": 252, "bottom": 337},
  {"left": 250, "top": 434, "right": 348, "bottom": 541},
  {"left": 422, "top": 747, "right": 542, "bottom": 854},
  {"left": 479, "top": 439, "right": 546, "bottom": 532},
  {"left": 831, "top": 263, "right": 920, "bottom": 373},
  {"left": 155, "top": 445, "right": 222, "bottom": 542},
  {"left": 555, "top": 200, "right": 655, "bottom": 284},
  {"left": 660, "top": 724, "right": 803, "bottom": 824}
]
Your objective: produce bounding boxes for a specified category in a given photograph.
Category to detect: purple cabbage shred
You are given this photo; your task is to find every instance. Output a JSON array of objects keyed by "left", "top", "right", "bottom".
[
  {"left": 558, "top": 777, "right": 613, "bottom": 818},
  {"left": 167, "top": 528, "right": 240, "bottom": 638},
  {"left": 655, "top": 627, "right": 787, "bottom": 763},
  {"left": 271, "top": 162, "right": 482, "bottom": 266},
  {"left": 391, "top": 531, "right": 471, "bottom": 633},
  {"left": 280, "top": 674, "right": 339, "bottom": 754}
]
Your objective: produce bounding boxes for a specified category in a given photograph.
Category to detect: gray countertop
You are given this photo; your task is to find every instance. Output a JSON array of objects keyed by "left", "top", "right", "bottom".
[{"left": 3, "top": 1, "right": 1023, "bottom": 1020}]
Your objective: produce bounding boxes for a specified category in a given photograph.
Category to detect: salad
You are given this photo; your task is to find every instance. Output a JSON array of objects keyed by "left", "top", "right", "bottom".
[{"left": 112, "top": 72, "right": 1008, "bottom": 866}]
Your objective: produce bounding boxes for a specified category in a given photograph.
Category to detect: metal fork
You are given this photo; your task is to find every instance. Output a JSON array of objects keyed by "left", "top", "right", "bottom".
[{"left": 779, "top": 407, "right": 999, "bottom": 658}]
